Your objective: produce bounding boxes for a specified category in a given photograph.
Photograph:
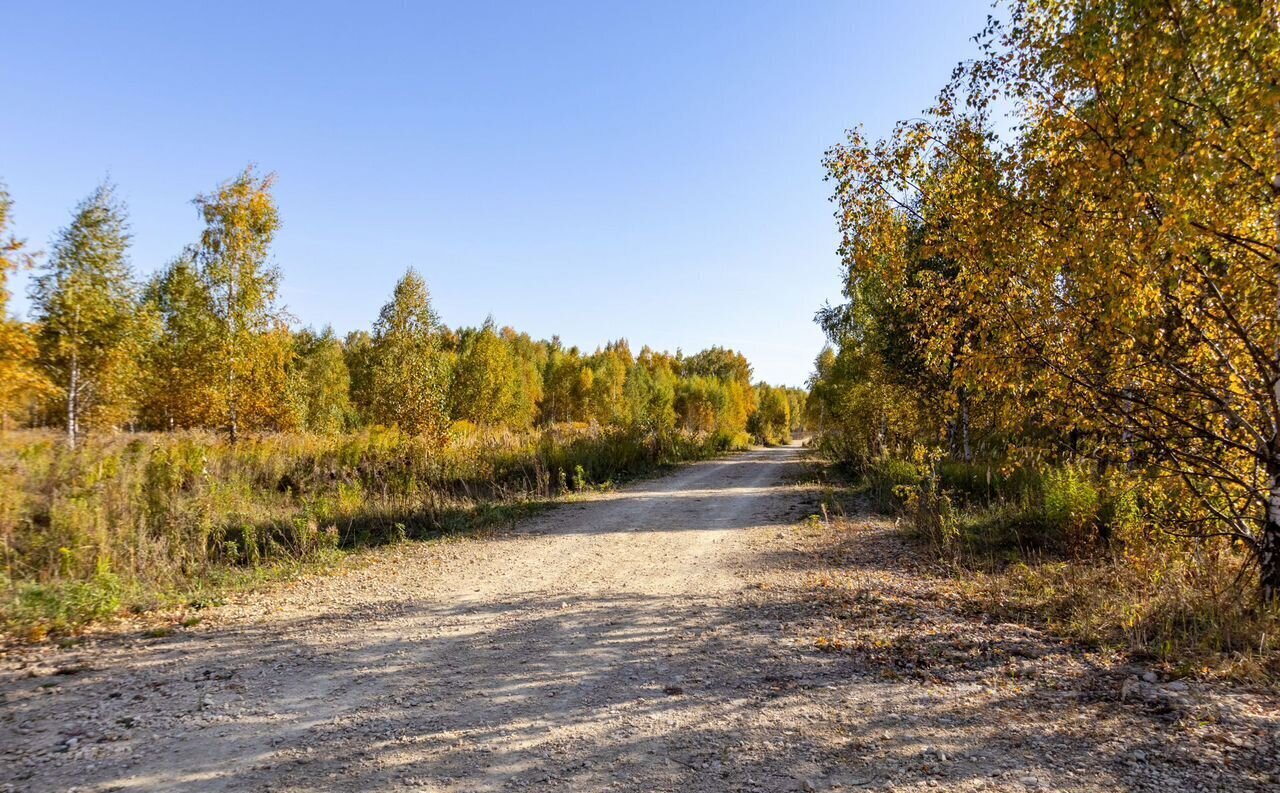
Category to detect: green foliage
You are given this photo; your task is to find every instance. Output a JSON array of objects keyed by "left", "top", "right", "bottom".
[
  {"left": 682, "top": 346, "right": 751, "bottom": 384},
  {"left": 501, "top": 328, "right": 545, "bottom": 429},
  {"left": 864, "top": 455, "right": 921, "bottom": 512},
  {"left": 288, "top": 326, "right": 352, "bottom": 434},
  {"left": 366, "top": 269, "right": 451, "bottom": 441},
  {"left": 584, "top": 340, "right": 632, "bottom": 426},
  {"left": 749, "top": 383, "right": 791, "bottom": 446},
  {"left": 1041, "top": 466, "right": 1100, "bottom": 551},
  {"left": 624, "top": 348, "right": 676, "bottom": 436},
  {"left": 540, "top": 343, "right": 588, "bottom": 424},
  {"left": 448, "top": 319, "right": 520, "bottom": 427},
  {"left": 138, "top": 255, "right": 224, "bottom": 429},
  {"left": 670, "top": 352, "right": 758, "bottom": 444},
  {"left": 342, "top": 329, "right": 376, "bottom": 426},
  {"left": 9, "top": 571, "right": 123, "bottom": 638},
  {"left": 31, "top": 182, "right": 144, "bottom": 444},
  {"left": 865, "top": 453, "right": 1132, "bottom": 557},
  {"left": 192, "top": 166, "right": 291, "bottom": 438},
  {"left": 784, "top": 388, "right": 807, "bottom": 432}
]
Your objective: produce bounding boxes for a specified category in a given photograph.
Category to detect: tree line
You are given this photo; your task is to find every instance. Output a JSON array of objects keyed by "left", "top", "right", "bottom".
[
  {"left": 808, "top": 0, "right": 1280, "bottom": 600},
  {"left": 0, "top": 169, "right": 804, "bottom": 448}
]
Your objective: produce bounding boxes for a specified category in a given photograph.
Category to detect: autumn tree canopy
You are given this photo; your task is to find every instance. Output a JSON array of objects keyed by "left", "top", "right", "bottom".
[{"left": 811, "top": 0, "right": 1280, "bottom": 599}]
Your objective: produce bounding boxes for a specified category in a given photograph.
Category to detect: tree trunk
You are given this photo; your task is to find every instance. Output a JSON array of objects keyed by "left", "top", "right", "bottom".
[
  {"left": 228, "top": 394, "right": 238, "bottom": 443},
  {"left": 1264, "top": 461, "right": 1280, "bottom": 603},
  {"left": 227, "top": 329, "right": 238, "bottom": 443},
  {"left": 226, "top": 265, "right": 239, "bottom": 444},
  {"left": 1270, "top": 45, "right": 1280, "bottom": 604},
  {"left": 67, "top": 350, "right": 78, "bottom": 449}
]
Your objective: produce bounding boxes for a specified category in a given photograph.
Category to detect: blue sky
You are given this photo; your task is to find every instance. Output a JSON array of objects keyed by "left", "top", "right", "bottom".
[{"left": 2, "top": 1, "right": 993, "bottom": 386}]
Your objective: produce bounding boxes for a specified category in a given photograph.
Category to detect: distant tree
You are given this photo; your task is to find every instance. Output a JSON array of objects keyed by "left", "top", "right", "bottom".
[
  {"left": 193, "top": 166, "right": 289, "bottom": 440},
  {"left": 0, "top": 183, "right": 51, "bottom": 428},
  {"left": 138, "top": 255, "right": 223, "bottom": 429},
  {"left": 449, "top": 318, "right": 518, "bottom": 426},
  {"left": 675, "top": 376, "right": 725, "bottom": 434},
  {"left": 501, "top": 327, "right": 545, "bottom": 430},
  {"left": 784, "top": 388, "right": 807, "bottom": 433},
  {"left": 367, "top": 269, "right": 450, "bottom": 441},
  {"left": 343, "top": 329, "right": 376, "bottom": 427},
  {"left": 805, "top": 347, "right": 837, "bottom": 434},
  {"left": 239, "top": 324, "right": 299, "bottom": 432},
  {"left": 587, "top": 341, "right": 632, "bottom": 425},
  {"left": 748, "top": 384, "right": 791, "bottom": 446},
  {"left": 680, "top": 346, "right": 756, "bottom": 438},
  {"left": 541, "top": 343, "right": 590, "bottom": 424},
  {"left": 30, "top": 183, "right": 142, "bottom": 445},
  {"left": 288, "top": 326, "right": 351, "bottom": 434},
  {"left": 683, "top": 346, "right": 752, "bottom": 385},
  {"left": 625, "top": 347, "right": 676, "bottom": 435}
]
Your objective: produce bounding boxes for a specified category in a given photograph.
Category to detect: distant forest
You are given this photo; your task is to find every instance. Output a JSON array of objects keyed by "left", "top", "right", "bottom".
[{"left": 0, "top": 170, "right": 805, "bottom": 447}]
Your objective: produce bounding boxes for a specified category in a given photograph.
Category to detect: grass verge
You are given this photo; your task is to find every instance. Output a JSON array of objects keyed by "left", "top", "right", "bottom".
[
  {"left": 2, "top": 424, "right": 742, "bottom": 642},
  {"left": 812, "top": 459, "right": 1280, "bottom": 684}
]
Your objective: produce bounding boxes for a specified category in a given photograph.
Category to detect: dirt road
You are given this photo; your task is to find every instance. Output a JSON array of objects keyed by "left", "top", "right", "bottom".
[{"left": 3, "top": 445, "right": 1276, "bottom": 792}]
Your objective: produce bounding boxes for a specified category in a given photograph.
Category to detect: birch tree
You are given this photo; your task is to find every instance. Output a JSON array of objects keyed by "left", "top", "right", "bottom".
[
  {"left": 193, "top": 166, "right": 287, "bottom": 440},
  {"left": 31, "top": 183, "right": 141, "bottom": 445},
  {"left": 367, "top": 269, "right": 450, "bottom": 441},
  {"left": 448, "top": 318, "right": 518, "bottom": 426},
  {"left": 289, "top": 326, "right": 352, "bottom": 434},
  {"left": 138, "top": 255, "right": 223, "bottom": 429}
]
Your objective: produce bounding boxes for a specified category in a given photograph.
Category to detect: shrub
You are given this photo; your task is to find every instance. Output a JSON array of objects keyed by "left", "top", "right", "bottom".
[
  {"left": 864, "top": 456, "right": 921, "bottom": 512},
  {"left": 1041, "top": 465, "right": 1100, "bottom": 552}
]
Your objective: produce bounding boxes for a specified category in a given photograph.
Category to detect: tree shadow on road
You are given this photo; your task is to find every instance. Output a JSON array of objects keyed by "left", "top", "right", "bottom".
[{"left": 8, "top": 577, "right": 1276, "bottom": 791}]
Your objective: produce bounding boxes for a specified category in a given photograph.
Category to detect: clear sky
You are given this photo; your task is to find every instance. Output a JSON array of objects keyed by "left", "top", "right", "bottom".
[{"left": 2, "top": 1, "right": 993, "bottom": 387}]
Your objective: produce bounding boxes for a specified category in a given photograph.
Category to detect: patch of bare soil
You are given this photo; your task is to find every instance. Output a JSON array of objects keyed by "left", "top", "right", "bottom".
[
  {"left": 1, "top": 445, "right": 1276, "bottom": 791},
  {"left": 754, "top": 516, "right": 1280, "bottom": 791}
]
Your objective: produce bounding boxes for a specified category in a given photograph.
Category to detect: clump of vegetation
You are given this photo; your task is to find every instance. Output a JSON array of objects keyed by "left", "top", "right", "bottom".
[
  {"left": 747, "top": 383, "right": 796, "bottom": 446},
  {"left": 0, "top": 423, "right": 740, "bottom": 638},
  {"left": 808, "top": 0, "right": 1280, "bottom": 675},
  {"left": 828, "top": 450, "right": 1279, "bottom": 678},
  {"left": 957, "top": 547, "right": 1278, "bottom": 680}
]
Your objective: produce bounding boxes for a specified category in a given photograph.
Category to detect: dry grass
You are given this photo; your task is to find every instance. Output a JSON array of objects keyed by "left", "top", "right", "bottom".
[
  {"left": 1, "top": 424, "right": 742, "bottom": 639},
  {"left": 820, "top": 457, "right": 1280, "bottom": 684},
  {"left": 949, "top": 547, "right": 1280, "bottom": 683}
]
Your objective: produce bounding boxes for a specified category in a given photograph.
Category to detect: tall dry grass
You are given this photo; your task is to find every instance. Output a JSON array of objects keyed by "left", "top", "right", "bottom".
[
  {"left": 845, "top": 453, "right": 1280, "bottom": 681},
  {"left": 1, "top": 424, "right": 742, "bottom": 638}
]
